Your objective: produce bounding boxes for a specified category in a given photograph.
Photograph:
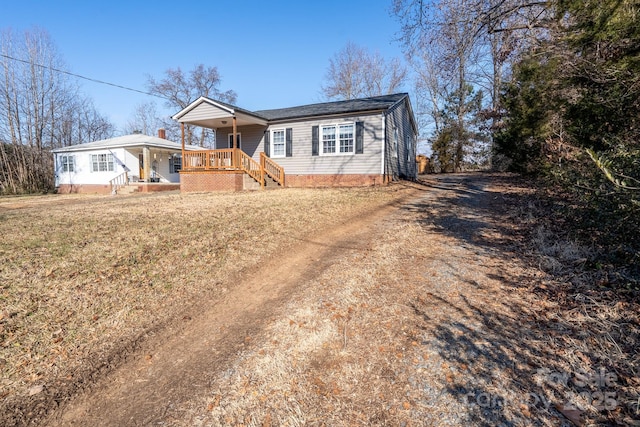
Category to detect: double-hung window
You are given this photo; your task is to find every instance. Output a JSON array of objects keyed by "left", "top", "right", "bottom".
[
  {"left": 91, "top": 154, "right": 114, "bottom": 172},
  {"left": 61, "top": 155, "right": 75, "bottom": 172},
  {"left": 339, "top": 124, "right": 354, "bottom": 153},
  {"left": 322, "top": 125, "right": 336, "bottom": 154},
  {"left": 321, "top": 123, "right": 354, "bottom": 155},
  {"left": 271, "top": 129, "right": 286, "bottom": 158}
]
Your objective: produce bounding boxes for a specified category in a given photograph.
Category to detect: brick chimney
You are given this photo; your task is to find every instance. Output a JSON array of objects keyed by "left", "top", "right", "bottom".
[{"left": 158, "top": 128, "right": 166, "bottom": 139}]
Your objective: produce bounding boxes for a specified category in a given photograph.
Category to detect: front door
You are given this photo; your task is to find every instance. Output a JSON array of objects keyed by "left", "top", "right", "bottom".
[
  {"left": 228, "top": 133, "right": 242, "bottom": 149},
  {"left": 139, "top": 153, "right": 144, "bottom": 180}
]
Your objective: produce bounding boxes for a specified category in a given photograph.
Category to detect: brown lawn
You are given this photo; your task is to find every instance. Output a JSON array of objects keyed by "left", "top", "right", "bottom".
[{"left": 1, "top": 177, "right": 638, "bottom": 427}]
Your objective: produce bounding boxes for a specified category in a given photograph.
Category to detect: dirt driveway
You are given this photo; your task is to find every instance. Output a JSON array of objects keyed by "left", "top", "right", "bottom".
[{"left": 12, "top": 174, "right": 636, "bottom": 426}]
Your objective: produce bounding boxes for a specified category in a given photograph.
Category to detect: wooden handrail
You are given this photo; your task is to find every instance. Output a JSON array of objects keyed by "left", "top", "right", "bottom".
[
  {"left": 237, "top": 149, "right": 263, "bottom": 186},
  {"left": 181, "top": 149, "right": 284, "bottom": 188},
  {"left": 183, "top": 149, "right": 235, "bottom": 170},
  {"left": 261, "top": 153, "right": 285, "bottom": 187}
]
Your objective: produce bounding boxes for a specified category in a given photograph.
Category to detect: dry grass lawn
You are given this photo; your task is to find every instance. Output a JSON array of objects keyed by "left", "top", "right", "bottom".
[
  {"left": 0, "top": 187, "right": 404, "bottom": 421},
  {"left": 170, "top": 176, "right": 640, "bottom": 427},
  {"left": 1, "top": 176, "right": 638, "bottom": 427}
]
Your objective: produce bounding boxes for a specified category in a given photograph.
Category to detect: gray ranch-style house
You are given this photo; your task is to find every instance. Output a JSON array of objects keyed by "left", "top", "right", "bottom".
[{"left": 172, "top": 93, "right": 418, "bottom": 192}]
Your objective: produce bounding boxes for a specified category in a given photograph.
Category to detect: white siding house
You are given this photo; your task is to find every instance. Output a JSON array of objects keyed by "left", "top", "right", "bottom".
[{"left": 52, "top": 132, "right": 199, "bottom": 194}]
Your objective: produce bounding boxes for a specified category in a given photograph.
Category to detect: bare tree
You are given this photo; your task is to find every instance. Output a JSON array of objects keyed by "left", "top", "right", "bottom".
[
  {"left": 410, "top": 50, "right": 449, "bottom": 154},
  {"left": 56, "top": 98, "right": 114, "bottom": 148},
  {"left": 393, "top": 0, "right": 548, "bottom": 169},
  {"left": 0, "top": 27, "right": 114, "bottom": 193},
  {"left": 124, "top": 101, "right": 165, "bottom": 136},
  {"left": 394, "top": 0, "right": 483, "bottom": 170},
  {"left": 321, "top": 42, "right": 407, "bottom": 100},
  {"left": 147, "top": 65, "right": 236, "bottom": 147}
]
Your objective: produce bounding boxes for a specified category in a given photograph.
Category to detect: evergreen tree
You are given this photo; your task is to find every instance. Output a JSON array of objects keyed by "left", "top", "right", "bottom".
[{"left": 432, "top": 85, "right": 488, "bottom": 172}]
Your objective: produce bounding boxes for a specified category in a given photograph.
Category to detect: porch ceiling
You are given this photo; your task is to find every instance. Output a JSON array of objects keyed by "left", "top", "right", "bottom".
[
  {"left": 182, "top": 112, "right": 267, "bottom": 130},
  {"left": 172, "top": 96, "right": 268, "bottom": 130}
]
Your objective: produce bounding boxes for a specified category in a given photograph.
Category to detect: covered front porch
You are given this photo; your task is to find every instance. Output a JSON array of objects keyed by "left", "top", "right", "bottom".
[
  {"left": 124, "top": 145, "right": 182, "bottom": 184},
  {"left": 108, "top": 144, "right": 184, "bottom": 194},
  {"left": 173, "top": 97, "right": 285, "bottom": 191},
  {"left": 181, "top": 148, "right": 284, "bottom": 188}
]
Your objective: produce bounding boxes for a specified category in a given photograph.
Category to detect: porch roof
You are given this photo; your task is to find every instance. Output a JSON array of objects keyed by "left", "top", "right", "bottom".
[{"left": 172, "top": 97, "right": 268, "bottom": 129}]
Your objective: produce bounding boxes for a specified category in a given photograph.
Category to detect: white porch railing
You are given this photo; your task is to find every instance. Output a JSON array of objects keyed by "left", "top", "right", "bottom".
[{"left": 109, "top": 171, "right": 129, "bottom": 195}]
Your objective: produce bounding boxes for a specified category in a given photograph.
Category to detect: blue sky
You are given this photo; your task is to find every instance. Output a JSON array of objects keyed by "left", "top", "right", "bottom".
[{"left": 1, "top": 0, "right": 409, "bottom": 132}]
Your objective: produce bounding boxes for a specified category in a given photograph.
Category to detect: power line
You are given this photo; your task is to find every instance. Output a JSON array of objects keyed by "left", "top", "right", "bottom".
[{"left": 0, "top": 53, "right": 167, "bottom": 99}]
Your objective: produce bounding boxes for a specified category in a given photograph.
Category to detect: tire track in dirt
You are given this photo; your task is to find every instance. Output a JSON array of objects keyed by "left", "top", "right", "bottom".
[{"left": 44, "top": 189, "right": 420, "bottom": 426}]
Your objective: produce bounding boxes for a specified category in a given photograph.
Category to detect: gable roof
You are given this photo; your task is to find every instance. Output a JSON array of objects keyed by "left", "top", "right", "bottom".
[
  {"left": 255, "top": 93, "right": 409, "bottom": 121},
  {"left": 51, "top": 133, "right": 200, "bottom": 153},
  {"left": 172, "top": 96, "right": 268, "bottom": 126}
]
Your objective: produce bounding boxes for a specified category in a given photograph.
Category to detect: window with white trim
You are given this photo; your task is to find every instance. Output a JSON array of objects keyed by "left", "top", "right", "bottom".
[
  {"left": 321, "top": 123, "right": 355, "bottom": 155},
  {"left": 90, "top": 154, "right": 114, "bottom": 172},
  {"left": 61, "top": 155, "right": 75, "bottom": 172},
  {"left": 271, "top": 129, "right": 286, "bottom": 158},
  {"left": 339, "top": 124, "right": 354, "bottom": 153}
]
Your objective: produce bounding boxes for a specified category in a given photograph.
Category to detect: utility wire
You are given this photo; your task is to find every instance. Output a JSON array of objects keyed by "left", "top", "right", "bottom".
[{"left": 0, "top": 53, "right": 167, "bottom": 100}]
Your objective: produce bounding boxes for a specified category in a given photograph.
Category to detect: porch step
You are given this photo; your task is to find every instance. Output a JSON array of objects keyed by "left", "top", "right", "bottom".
[
  {"left": 263, "top": 177, "right": 281, "bottom": 189},
  {"left": 243, "top": 174, "right": 261, "bottom": 191},
  {"left": 242, "top": 173, "right": 282, "bottom": 191}
]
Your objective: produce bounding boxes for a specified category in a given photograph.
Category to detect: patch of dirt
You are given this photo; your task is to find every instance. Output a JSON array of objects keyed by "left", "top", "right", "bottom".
[
  {"left": 3, "top": 175, "right": 638, "bottom": 426},
  {"left": 0, "top": 187, "right": 405, "bottom": 426},
  {"left": 43, "top": 189, "right": 412, "bottom": 427}
]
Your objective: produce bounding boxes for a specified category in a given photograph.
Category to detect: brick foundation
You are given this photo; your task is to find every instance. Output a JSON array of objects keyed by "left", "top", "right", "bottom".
[
  {"left": 137, "top": 183, "right": 180, "bottom": 193},
  {"left": 56, "top": 184, "right": 112, "bottom": 194},
  {"left": 180, "top": 171, "right": 244, "bottom": 192},
  {"left": 57, "top": 183, "right": 180, "bottom": 194},
  {"left": 285, "top": 174, "right": 384, "bottom": 188}
]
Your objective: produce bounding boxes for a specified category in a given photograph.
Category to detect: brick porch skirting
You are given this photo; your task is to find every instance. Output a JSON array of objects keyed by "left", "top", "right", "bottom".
[
  {"left": 137, "top": 183, "right": 180, "bottom": 193},
  {"left": 180, "top": 171, "right": 244, "bottom": 192}
]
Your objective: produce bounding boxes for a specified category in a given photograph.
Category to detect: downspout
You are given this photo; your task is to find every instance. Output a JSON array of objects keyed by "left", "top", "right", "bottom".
[{"left": 380, "top": 112, "right": 386, "bottom": 183}]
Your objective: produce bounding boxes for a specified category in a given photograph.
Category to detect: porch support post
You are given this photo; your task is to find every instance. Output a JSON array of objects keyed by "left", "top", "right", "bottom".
[
  {"left": 180, "top": 122, "right": 186, "bottom": 173},
  {"left": 181, "top": 122, "right": 185, "bottom": 164},
  {"left": 143, "top": 146, "right": 151, "bottom": 182},
  {"left": 232, "top": 116, "right": 238, "bottom": 168}
]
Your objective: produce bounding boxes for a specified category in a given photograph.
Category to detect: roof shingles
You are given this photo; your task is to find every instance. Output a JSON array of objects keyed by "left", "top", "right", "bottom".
[{"left": 254, "top": 93, "right": 408, "bottom": 121}]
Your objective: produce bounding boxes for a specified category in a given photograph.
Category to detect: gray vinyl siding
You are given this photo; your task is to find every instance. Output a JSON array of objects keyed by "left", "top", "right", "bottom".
[
  {"left": 261, "top": 113, "right": 383, "bottom": 175},
  {"left": 216, "top": 124, "right": 266, "bottom": 160},
  {"left": 181, "top": 103, "right": 230, "bottom": 122},
  {"left": 213, "top": 97, "right": 416, "bottom": 178},
  {"left": 385, "top": 99, "right": 417, "bottom": 180}
]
